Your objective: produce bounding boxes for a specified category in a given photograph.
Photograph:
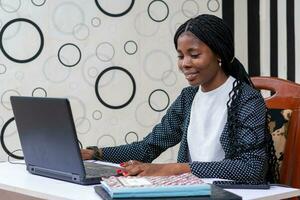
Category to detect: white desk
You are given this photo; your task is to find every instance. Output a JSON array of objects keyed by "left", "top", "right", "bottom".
[
  {"left": 203, "top": 179, "right": 300, "bottom": 200},
  {"left": 0, "top": 162, "right": 100, "bottom": 200},
  {"left": 0, "top": 162, "right": 300, "bottom": 200}
]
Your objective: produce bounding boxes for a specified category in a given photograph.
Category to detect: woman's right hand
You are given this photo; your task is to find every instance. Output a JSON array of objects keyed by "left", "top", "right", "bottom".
[{"left": 80, "top": 149, "right": 94, "bottom": 160}]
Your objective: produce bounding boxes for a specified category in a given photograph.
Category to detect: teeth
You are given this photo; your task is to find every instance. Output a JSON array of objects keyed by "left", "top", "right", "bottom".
[{"left": 186, "top": 73, "right": 197, "bottom": 80}]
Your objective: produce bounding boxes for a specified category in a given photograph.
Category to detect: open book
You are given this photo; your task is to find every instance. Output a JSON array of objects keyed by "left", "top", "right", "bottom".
[{"left": 100, "top": 173, "right": 211, "bottom": 198}]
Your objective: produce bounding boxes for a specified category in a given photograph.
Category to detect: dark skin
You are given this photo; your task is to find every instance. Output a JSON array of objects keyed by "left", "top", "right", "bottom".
[
  {"left": 177, "top": 32, "right": 228, "bottom": 91},
  {"left": 81, "top": 31, "right": 228, "bottom": 176}
]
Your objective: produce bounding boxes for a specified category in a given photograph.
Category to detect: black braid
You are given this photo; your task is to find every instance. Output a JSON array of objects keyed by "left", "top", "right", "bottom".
[{"left": 174, "top": 14, "right": 278, "bottom": 182}]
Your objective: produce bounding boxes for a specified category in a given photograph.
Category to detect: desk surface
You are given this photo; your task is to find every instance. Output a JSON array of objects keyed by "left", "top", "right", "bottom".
[{"left": 0, "top": 162, "right": 300, "bottom": 200}]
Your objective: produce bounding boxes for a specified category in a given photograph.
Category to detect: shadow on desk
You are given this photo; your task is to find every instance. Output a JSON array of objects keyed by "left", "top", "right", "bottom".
[
  {"left": 94, "top": 185, "right": 242, "bottom": 200},
  {"left": 0, "top": 188, "right": 43, "bottom": 200}
]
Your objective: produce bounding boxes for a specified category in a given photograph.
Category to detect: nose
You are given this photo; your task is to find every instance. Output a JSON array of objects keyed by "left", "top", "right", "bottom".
[{"left": 181, "top": 56, "right": 192, "bottom": 68}]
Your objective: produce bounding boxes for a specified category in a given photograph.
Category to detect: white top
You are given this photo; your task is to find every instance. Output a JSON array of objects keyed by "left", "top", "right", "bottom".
[{"left": 187, "top": 76, "right": 235, "bottom": 162}]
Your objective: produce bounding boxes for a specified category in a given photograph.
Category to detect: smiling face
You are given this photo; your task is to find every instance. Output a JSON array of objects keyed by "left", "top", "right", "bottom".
[{"left": 177, "top": 32, "right": 227, "bottom": 91}]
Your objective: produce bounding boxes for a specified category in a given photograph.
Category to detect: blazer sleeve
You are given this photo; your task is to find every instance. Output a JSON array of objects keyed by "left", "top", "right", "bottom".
[
  {"left": 101, "top": 88, "right": 189, "bottom": 163},
  {"left": 189, "top": 88, "right": 268, "bottom": 182}
]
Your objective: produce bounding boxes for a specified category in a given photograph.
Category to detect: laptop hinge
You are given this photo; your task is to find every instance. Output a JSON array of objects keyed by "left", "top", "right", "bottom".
[{"left": 28, "top": 165, "right": 82, "bottom": 183}]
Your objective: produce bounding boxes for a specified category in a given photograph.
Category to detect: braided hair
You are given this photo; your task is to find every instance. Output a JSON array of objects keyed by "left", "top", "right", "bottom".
[{"left": 174, "top": 14, "right": 278, "bottom": 182}]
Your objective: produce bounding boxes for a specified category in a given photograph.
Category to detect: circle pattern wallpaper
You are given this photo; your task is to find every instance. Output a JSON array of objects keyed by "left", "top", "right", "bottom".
[{"left": 0, "top": 0, "right": 221, "bottom": 162}]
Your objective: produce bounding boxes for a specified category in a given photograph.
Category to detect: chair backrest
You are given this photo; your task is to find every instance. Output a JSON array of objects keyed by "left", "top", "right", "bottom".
[{"left": 251, "top": 76, "right": 300, "bottom": 188}]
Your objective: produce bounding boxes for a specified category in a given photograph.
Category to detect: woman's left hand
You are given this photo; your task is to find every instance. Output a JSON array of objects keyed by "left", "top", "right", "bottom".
[{"left": 119, "top": 160, "right": 191, "bottom": 176}]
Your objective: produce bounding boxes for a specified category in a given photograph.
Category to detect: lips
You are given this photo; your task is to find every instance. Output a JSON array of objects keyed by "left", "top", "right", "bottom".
[{"left": 184, "top": 72, "right": 198, "bottom": 81}]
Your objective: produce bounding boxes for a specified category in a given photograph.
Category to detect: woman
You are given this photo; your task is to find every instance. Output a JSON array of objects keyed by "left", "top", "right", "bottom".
[{"left": 82, "top": 14, "right": 269, "bottom": 182}]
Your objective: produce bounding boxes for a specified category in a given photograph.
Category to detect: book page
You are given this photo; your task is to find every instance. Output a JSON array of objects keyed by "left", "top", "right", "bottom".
[{"left": 118, "top": 177, "right": 153, "bottom": 187}]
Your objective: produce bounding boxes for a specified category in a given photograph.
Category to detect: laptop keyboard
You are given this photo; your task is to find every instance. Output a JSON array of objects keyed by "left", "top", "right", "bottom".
[{"left": 84, "top": 162, "right": 118, "bottom": 177}]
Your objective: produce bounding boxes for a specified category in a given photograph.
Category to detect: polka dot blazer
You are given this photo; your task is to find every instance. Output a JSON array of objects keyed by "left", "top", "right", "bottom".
[{"left": 102, "top": 83, "right": 267, "bottom": 182}]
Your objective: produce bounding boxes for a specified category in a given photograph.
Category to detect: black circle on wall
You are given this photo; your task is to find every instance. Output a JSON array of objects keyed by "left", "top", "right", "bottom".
[
  {"left": 207, "top": 0, "right": 220, "bottom": 12},
  {"left": 94, "top": 0, "right": 135, "bottom": 17},
  {"left": 32, "top": 87, "right": 47, "bottom": 97},
  {"left": 147, "top": 0, "right": 169, "bottom": 22},
  {"left": 148, "top": 89, "right": 170, "bottom": 112},
  {"left": 125, "top": 131, "right": 139, "bottom": 144},
  {"left": 57, "top": 43, "right": 82, "bottom": 67},
  {"left": 31, "top": 0, "right": 46, "bottom": 6},
  {"left": 0, "top": 18, "right": 44, "bottom": 63},
  {"left": 124, "top": 40, "right": 138, "bottom": 55},
  {"left": 95, "top": 66, "right": 136, "bottom": 109},
  {"left": 0, "top": 117, "right": 24, "bottom": 160}
]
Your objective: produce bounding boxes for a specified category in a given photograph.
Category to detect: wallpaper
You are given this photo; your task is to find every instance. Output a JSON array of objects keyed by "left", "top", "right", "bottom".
[
  {"left": 0, "top": 0, "right": 299, "bottom": 162},
  {"left": 0, "top": 0, "right": 222, "bottom": 162}
]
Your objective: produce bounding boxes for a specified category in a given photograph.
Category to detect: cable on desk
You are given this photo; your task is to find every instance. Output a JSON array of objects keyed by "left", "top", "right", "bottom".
[{"left": 8, "top": 149, "right": 25, "bottom": 165}]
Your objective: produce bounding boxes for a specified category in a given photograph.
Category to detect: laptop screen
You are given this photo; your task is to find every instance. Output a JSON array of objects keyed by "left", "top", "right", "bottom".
[{"left": 10, "top": 96, "right": 85, "bottom": 176}]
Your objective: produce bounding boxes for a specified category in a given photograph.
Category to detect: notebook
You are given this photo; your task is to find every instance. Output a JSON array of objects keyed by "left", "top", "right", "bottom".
[
  {"left": 10, "top": 96, "right": 121, "bottom": 185},
  {"left": 95, "top": 184, "right": 242, "bottom": 200},
  {"left": 99, "top": 173, "right": 211, "bottom": 198}
]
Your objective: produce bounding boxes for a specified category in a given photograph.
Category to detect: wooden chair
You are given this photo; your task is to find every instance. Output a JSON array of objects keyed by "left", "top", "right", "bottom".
[{"left": 251, "top": 76, "right": 300, "bottom": 188}]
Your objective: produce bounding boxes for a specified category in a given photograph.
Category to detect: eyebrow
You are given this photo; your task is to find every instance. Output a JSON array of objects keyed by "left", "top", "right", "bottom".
[{"left": 177, "top": 47, "right": 200, "bottom": 53}]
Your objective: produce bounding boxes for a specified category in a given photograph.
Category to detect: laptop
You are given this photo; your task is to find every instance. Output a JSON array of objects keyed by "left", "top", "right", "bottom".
[{"left": 10, "top": 96, "right": 120, "bottom": 185}]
